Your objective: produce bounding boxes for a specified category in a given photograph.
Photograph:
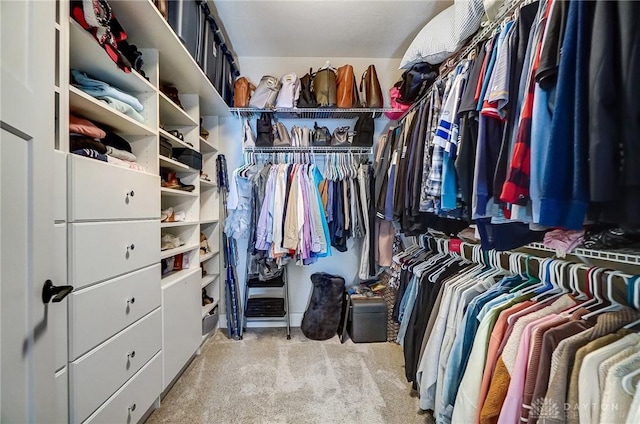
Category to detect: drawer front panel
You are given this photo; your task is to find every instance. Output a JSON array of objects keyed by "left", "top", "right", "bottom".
[
  {"left": 69, "top": 220, "right": 159, "bottom": 289},
  {"left": 69, "top": 263, "right": 161, "bottom": 359},
  {"left": 70, "top": 309, "right": 161, "bottom": 424},
  {"left": 69, "top": 155, "right": 159, "bottom": 221},
  {"left": 83, "top": 352, "right": 161, "bottom": 424},
  {"left": 54, "top": 150, "right": 67, "bottom": 222},
  {"left": 53, "top": 223, "right": 68, "bottom": 370}
]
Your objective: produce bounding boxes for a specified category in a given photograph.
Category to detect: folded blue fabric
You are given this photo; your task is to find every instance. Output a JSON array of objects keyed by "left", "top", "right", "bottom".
[
  {"left": 72, "top": 69, "right": 144, "bottom": 112},
  {"left": 72, "top": 149, "right": 108, "bottom": 162},
  {"left": 98, "top": 96, "right": 145, "bottom": 123}
]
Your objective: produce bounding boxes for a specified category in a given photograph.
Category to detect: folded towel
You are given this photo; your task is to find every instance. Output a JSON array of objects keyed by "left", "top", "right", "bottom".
[{"left": 106, "top": 145, "right": 136, "bottom": 161}]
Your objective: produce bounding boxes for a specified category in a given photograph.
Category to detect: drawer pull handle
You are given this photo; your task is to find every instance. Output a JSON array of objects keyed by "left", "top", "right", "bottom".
[
  {"left": 127, "top": 297, "right": 136, "bottom": 305},
  {"left": 126, "top": 190, "right": 135, "bottom": 198},
  {"left": 128, "top": 350, "right": 136, "bottom": 359},
  {"left": 129, "top": 403, "right": 137, "bottom": 412},
  {"left": 127, "top": 244, "right": 135, "bottom": 251}
]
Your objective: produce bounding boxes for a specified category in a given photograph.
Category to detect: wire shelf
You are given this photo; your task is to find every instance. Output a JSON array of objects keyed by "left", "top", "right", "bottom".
[
  {"left": 243, "top": 145, "right": 372, "bottom": 154},
  {"left": 229, "top": 107, "right": 401, "bottom": 119},
  {"left": 526, "top": 242, "right": 640, "bottom": 266}
]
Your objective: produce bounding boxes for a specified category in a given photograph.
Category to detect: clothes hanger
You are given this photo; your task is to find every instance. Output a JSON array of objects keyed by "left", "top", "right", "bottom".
[
  {"left": 621, "top": 368, "right": 640, "bottom": 396},
  {"left": 582, "top": 270, "right": 627, "bottom": 320},
  {"left": 509, "top": 254, "right": 541, "bottom": 293},
  {"left": 623, "top": 276, "right": 640, "bottom": 329}
]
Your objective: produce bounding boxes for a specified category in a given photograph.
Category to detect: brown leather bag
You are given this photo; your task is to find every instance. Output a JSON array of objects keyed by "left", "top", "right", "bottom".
[
  {"left": 233, "top": 77, "right": 255, "bottom": 108},
  {"left": 336, "top": 65, "right": 359, "bottom": 108},
  {"left": 313, "top": 67, "right": 337, "bottom": 107},
  {"left": 360, "top": 65, "right": 383, "bottom": 108},
  {"left": 154, "top": 0, "right": 167, "bottom": 18}
]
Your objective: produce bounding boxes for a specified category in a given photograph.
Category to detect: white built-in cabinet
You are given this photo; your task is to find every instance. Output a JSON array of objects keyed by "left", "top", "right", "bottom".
[{"left": 53, "top": 0, "right": 227, "bottom": 421}]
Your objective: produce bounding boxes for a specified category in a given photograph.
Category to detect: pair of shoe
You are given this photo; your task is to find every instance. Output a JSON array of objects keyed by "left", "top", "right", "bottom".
[
  {"left": 161, "top": 207, "right": 186, "bottom": 222},
  {"left": 161, "top": 171, "right": 195, "bottom": 192},
  {"left": 202, "top": 288, "right": 214, "bottom": 306},
  {"left": 161, "top": 233, "right": 184, "bottom": 251}
]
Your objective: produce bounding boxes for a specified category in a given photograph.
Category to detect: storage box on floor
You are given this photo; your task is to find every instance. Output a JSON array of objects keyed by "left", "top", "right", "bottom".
[{"left": 347, "top": 295, "right": 387, "bottom": 343}]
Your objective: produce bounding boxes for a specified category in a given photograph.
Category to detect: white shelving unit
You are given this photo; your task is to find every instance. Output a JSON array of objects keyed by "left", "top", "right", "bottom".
[{"left": 65, "top": 0, "right": 226, "bottom": 410}]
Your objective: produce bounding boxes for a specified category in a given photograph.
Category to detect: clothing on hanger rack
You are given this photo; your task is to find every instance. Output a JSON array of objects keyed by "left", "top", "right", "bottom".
[{"left": 389, "top": 236, "right": 640, "bottom": 424}]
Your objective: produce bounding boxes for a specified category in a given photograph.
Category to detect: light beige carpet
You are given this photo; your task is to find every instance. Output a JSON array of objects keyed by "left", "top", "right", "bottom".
[{"left": 146, "top": 328, "right": 432, "bottom": 424}]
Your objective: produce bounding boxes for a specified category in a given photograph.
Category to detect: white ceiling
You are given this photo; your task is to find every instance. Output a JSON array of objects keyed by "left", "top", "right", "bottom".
[{"left": 211, "top": 0, "right": 453, "bottom": 59}]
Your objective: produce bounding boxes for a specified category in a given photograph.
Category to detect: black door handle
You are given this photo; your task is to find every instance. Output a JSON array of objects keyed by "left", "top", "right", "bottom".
[{"left": 42, "top": 280, "right": 73, "bottom": 304}]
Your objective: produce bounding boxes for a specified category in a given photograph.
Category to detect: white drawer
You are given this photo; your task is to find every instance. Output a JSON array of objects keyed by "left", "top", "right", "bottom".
[
  {"left": 55, "top": 368, "right": 69, "bottom": 424},
  {"left": 69, "top": 264, "right": 161, "bottom": 360},
  {"left": 83, "top": 352, "right": 161, "bottom": 424},
  {"left": 69, "top": 220, "right": 159, "bottom": 289},
  {"left": 54, "top": 150, "right": 67, "bottom": 222},
  {"left": 53, "top": 223, "right": 68, "bottom": 370},
  {"left": 70, "top": 309, "right": 161, "bottom": 424},
  {"left": 69, "top": 155, "right": 160, "bottom": 221}
]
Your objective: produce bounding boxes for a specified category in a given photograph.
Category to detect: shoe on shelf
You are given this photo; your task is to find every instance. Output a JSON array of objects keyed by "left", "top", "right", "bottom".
[
  {"left": 202, "top": 288, "right": 214, "bottom": 306},
  {"left": 161, "top": 233, "right": 184, "bottom": 251},
  {"left": 161, "top": 207, "right": 175, "bottom": 222},
  {"left": 200, "top": 232, "right": 210, "bottom": 255},
  {"left": 173, "top": 210, "right": 186, "bottom": 222}
]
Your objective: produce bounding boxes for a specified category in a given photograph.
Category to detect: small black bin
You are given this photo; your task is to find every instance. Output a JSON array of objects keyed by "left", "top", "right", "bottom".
[
  {"left": 347, "top": 296, "right": 387, "bottom": 343},
  {"left": 172, "top": 147, "right": 202, "bottom": 170}
]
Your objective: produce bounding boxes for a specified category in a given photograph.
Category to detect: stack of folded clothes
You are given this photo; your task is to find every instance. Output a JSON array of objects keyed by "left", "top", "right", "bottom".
[
  {"left": 70, "top": 0, "right": 146, "bottom": 77},
  {"left": 72, "top": 69, "right": 145, "bottom": 123},
  {"left": 69, "top": 113, "right": 146, "bottom": 172}
]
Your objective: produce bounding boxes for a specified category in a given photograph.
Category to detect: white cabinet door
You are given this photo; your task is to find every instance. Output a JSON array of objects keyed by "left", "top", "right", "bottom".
[
  {"left": 0, "top": 1, "right": 58, "bottom": 422},
  {"left": 162, "top": 270, "right": 201, "bottom": 390}
]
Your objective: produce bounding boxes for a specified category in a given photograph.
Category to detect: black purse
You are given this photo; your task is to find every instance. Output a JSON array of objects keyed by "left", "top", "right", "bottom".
[
  {"left": 297, "top": 68, "right": 318, "bottom": 108},
  {"left": 255, "top": 113, "right": 274, "bottom": 146},
  {"left": 312, "top": 122, "right": 331, "bottom": 146},
  {"left": 398, "top": 62, "right": 438, "bottom": 104},
  {"left": 352, "top": 114, "right": 374, "bottom": 147}
]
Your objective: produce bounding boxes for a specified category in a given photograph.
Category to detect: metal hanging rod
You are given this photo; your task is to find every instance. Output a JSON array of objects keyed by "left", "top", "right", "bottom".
[{"left": 229, "top": 107, "right": 401, "bottom": 120}]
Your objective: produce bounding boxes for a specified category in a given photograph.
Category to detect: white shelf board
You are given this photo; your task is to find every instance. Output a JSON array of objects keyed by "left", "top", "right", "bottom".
[
  {"left": 160, "top": 221, "right": 199, "bottom": 228},
  {"left": 201, "top": 274, "right": 219, "bottom": 289},
  {"left": 202, "top": 301, "right": 218, "bottom": 318},
  {"left": 160, "top": 187, "right": 198, "bottom": 198},
  {"left": 159, "top": 92, "right": 198, "bottom": 127},
  {"left": 200, "top": 178, "right": 217, "bottom": 187},
  {"left": 159, "top": 155, "right": 190, "bottom": 171},
  {"left": 160, "top": 128, "right": 197, "bottom": 151},
  {"left": 161, "top": 267, "right": 201, "bottom": 287},
  {"left": 160, "top": 243, "right": 199, "bottom": 259},
  {"left": 69, "top": 19, "right": 156, "bottom": 94},
  {"left": 108, "top": 0, "right": 230, "bottom": 116},
  {"left": 200, "top": 219, "right": 219, "bottom": 225},
  {"left": 199, "top": 250, "right": 219, "bottom": 263},
  {"left": 69, "top": 86, "right": 155, "bottom": 136},
  {"left": 200, "top": 137, "right": 217, "bottom": 153}
]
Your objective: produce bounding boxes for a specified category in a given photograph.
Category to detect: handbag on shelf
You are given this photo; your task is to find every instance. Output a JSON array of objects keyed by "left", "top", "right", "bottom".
[
  {"left": 331, "top": 126, "right": 351, "bottom": 146},
  {"left": 313, "top": 65, "right": 337, "bottom": 107},
  {"left": 233, "top": 76, "right": 255, "bottom": 108},
  {"left": 360, "top": 64, "right": 383, "bottom": 108},
  {"left": 297, "top": 70, "right": 318, "bottom": 108},
  {"left": 249, "top": 75, "right": 281, "bottom": 108},
  {"left": 385, "top": 83, "right": 411, "bottom": 119},
  {"left": 312, "top": 122, "right": 331, "bottom": 146},
  {"left": 301, "top": 126, "right": 311, "bottom": 147},
  {"left": 276, "top": 73, "right": 300, "bottom": 108},
  {"left": 242, "top": 119, "right": 255, "bottom": 147},
  {"left": 274, "top": 121, "right": 291, "bottom": 146},
  {"left": 336, "top": 64, "right": 359, "bottom": 109},
  {"left": 398, "top": 62, "right": 438, "bottom": 105},
  {"left": 255, "top": 113, "right": 274, "bottom": 146},
  {"left": 352, "top": 114, "right": 374, "bottom": 147}
]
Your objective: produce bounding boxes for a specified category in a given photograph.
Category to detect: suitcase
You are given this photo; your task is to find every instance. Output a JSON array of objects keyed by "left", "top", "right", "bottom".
[
  {"left": 167, "top": 0, "right": 206, "bottom": 66},
  {"left": 347, "top": 296, "right": 387, "bottom": 343},
  {"left": 160, "top": 137, "right": 172, "bottom": 158},
  {"left": 172, "top": 147, "right": 202, "bottom": 170}
]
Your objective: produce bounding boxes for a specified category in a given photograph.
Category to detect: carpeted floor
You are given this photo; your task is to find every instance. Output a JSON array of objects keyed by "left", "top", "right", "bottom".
[{"left": 146, "top": 328, "right": 432, "bottom": 424}]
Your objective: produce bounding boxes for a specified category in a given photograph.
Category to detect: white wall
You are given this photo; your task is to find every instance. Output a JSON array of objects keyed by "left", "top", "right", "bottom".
[{"left": 220, "top": 56, "right": 402, "bottom": 327}]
